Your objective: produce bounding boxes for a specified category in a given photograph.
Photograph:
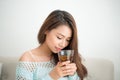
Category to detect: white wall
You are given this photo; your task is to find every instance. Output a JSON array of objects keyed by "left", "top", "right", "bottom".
[{"left": 0, "top": 0, "right": 120, "bottom": 80}]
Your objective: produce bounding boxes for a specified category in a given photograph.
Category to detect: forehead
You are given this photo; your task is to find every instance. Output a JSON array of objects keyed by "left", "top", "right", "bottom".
[{"left": 51, "top": 25, "right": 72, "bottom": 37}]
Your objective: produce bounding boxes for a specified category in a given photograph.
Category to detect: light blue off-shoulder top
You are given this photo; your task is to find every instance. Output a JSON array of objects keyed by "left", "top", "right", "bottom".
[{"left": 16, "top": 60, "right": 80, "bottom": 80}]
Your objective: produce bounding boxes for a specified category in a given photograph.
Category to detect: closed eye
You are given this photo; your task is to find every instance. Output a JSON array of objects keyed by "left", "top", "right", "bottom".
[
  {"left": 66, "top": 39, "right": 70, "bottom": 42},
  {"left": 57, "top": 36, "right": 62, "bottom": 39}
]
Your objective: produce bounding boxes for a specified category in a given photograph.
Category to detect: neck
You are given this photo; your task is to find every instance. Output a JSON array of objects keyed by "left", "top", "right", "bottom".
[{"left": 37, "top": 43, "right": 52, "bottom": 57}]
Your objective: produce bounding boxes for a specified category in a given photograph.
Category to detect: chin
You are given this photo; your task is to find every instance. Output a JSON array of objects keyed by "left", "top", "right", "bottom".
[{"left": 52, "top": 50, "right": 59, "bottom": 54}]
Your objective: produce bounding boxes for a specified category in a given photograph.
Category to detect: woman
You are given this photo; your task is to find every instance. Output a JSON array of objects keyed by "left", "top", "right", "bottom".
[{"left": 16, "top": 10, "right": 87, "bottom": 80}]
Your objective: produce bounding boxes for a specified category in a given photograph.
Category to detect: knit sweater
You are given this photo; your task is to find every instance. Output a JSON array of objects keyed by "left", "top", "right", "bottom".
[{"left": 16, "top": 60, "right": 80, "bottom": 80}]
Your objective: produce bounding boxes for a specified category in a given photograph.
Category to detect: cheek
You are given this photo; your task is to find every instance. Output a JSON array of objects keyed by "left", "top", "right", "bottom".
[
  {"left": 66, "top": 42, "right": 69, "bottom": 47},
  {"left": 46, "top": 35, "right": 58, "bottom": 47}
]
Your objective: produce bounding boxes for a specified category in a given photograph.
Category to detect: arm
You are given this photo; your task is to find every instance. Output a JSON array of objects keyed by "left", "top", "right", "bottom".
[
  {"left": 16, "top": 62, "right": 34, "bottom": 80},
  {"left": 16, "top": 62, "right": 53, "bottom": 80}
]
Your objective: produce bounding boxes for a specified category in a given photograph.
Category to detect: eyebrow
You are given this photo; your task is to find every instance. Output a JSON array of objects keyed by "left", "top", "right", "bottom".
[
  {"left": 57, "top": 33, "right": 71, "bottom": 38},
  {"left": 57, "top": 33, "right": 64, "bottom": 37}
]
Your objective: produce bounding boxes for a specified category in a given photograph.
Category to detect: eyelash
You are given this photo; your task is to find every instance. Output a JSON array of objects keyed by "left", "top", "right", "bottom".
[
  {"left": 57, "top": 36, "right": 70, "bottom": 42},
  {"left": 57, "top": 36, "right": 62, "bottom": 39},
  {"left": 67, "top": 40, "right": 70, "bottom": 42}
]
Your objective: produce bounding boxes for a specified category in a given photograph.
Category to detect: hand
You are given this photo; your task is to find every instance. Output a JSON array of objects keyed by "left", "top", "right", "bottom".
[
  {"left": 61, "top": 62, "right": 77, "bottom": 76},
  {"left": 49, "top": 61, "right": 70, "bottom": 79},
  {"left": 49, "top": 61, "right": 77, "bottom": 79}
]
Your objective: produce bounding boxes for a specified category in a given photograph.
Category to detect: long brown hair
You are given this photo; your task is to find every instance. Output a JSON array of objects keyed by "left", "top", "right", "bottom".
[{"left": 38, "top": 10, "right": 87, "bottom": 80}]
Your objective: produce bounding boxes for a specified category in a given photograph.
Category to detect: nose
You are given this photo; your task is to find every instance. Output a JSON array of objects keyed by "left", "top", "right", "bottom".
[{"left": 59, "top": 40, "right": 66, "bottom": 48}]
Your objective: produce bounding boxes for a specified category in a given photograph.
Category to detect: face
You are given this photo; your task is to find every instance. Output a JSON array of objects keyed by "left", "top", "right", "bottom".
[{"left": 44, "top": 25, "right": 72, "bottom": 53}]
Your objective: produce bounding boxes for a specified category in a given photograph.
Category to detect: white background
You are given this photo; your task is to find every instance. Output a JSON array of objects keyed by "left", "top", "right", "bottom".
[{"left": 0, "top": 0, "right": 120, "bottom": 80}]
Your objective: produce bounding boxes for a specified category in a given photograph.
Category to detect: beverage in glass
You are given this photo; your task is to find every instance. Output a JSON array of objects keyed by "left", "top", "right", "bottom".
[{"left": 58, "top": 50, "right": 74, "bottom": 62}]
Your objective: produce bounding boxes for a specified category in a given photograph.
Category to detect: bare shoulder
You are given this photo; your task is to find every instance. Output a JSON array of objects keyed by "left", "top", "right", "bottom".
[{"left": 19, "top": 51, "right": 32, "bottom": 61}]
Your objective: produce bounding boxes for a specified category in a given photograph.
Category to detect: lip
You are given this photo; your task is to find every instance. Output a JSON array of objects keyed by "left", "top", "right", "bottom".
[{"left": 55, "top": 47, "right": 62, "bottom": 51}]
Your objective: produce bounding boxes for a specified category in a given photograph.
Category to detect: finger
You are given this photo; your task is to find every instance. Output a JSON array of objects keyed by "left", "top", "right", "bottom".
[
  {"left": 64, "top": 64, "right": 77, "bottom": 74},
  {"left": 60, "top": 66, "right": 70, "bottom": 75},
  {"left": 62, "top": 69, "right": 69, "bottom": 76},
  {"left": 61, "top": 63, "right": 75, "bottom": 71},
  {"left": 62, "top": 69, "right": 75, "bottom": 76},
  {"left": 68, "top": 63, "right": 76, "bottom": 66},
  {"left": 61, "top": 61, "right": 70, "bottom": 66},
  {"left": 61, "top": 66, "right": 72, "bottom": 74},
  {"left": 61, "top": 65, "right": 71, "bottom": 71},
  {"left": 59, "top": 62, "right": 76, "bottom": 76},
  {"left": 67, "top": 63, "right": 77, "bottom": 70},
  {"left": 57, "top": 62, "right": 63, "bottom": 68},
  {"left": 66, "top": 68, "right": 76, "bottom": 76}
]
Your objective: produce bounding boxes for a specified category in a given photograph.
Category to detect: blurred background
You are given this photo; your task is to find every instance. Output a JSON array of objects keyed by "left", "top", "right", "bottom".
[{"left": 0, "top": 0, "right": 120, "bottom": 80}]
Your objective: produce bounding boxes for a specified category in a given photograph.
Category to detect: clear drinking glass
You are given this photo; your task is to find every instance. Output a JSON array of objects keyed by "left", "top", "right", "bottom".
[{"left": 58, "top": 50, "right": 74, "bottom": 62}]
